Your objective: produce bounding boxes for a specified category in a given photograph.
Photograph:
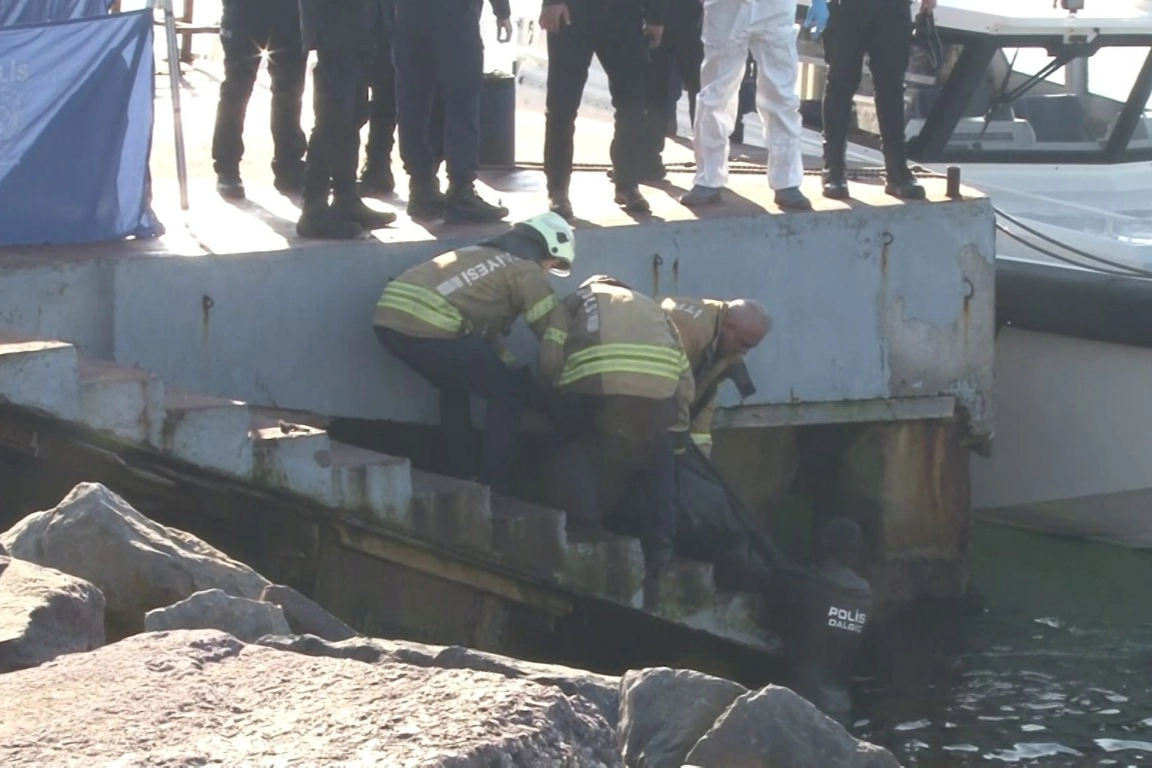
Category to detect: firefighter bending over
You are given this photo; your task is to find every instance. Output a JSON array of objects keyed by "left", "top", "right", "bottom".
[
  {"left": 541, "top": 276, "right": 694, "bottom": 608},
  {"left": 372, "top": 213, "right": 575, "bottom": 494}
]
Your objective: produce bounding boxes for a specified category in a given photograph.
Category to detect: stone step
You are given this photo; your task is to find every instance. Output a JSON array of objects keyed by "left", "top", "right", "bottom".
[
  {"left": 329, "top": 441, "right": 412, "bottom": 526},
  {"left": 562, "top": 528, "right": 645, "bottom": 608},
  {"left": 409, "top": 469, "right": 493, "bottom": 551},
  {"left": 161, "top": 387, "right": 253, "bottom": 478},
  {"left": 78, "top": 359, "right": 164, "bottom": 446},
  {"left": 682, "top": 591, "right": 778, "bottom": 651},
  {"left": 0, "top": 339, "right": 80, "bottom": 421},
  {"left": 249, "top": 416, "right": 335, "bottom": 507},
  {"left": 650, "top": 558, "right": 717, "bottom": 619},
  {"left": 489, "top": 494, "right": 567, "bottom": 575}
]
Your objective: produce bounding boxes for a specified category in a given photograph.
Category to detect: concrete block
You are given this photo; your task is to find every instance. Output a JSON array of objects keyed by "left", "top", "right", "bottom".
[
  {"left": 330, "top": 441, "right": 412, "bottom": 525},
  {"left": 651, "top": 559, "right": 716, "bottom": 619},
  {"left": 490, "top": 494, "right": 567, "bottom": 575},
  {"left": 78, "top": 359, "right": 164, "bottom": 446},
  {"left": 0, "top": 340, "right": 80, "bottom": 421},
  {"left": 409, "top": 470, "right": 492, "bottom": 551},
  {"left": 561, "top": 528, "right": 645, "bottom": 607},
  {"left": 161, "top": 388, "right": 253, "bottom": 478},
  {"left": 250, "top": 420, "right": 336, "bottom": 507},
  {"left": 683, "top": 592, "right": 779, "bottom": 653}
]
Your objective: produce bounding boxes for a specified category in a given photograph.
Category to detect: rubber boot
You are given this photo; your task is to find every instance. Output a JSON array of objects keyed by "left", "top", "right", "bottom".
[
  {"left": 444, "top": 183, "right": 509, "bottom": 224},
  {"left": 822, "top": 140, "right": 850, "bottom": 200},
  {"left": 680, "top": 184, "right": 722, "bottom": 207},
  {"left": 775, "top": 186, "right": 813, "bottom": 211},
  {"left": 614, "top": 184, "right": 651, "bottom": 214}
]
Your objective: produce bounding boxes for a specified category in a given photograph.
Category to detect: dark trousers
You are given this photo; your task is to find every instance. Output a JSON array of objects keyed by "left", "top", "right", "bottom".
[
  {"left": 393, "top": 0, "right": 484, "bottom": 188},
  {"left": 642, "top": 0, "right": 702, "bottom": 166},
  {"left": 301, "top": 11, "right": 372, "bottom": 207},
  {"left": 821, "top": 0, "right": 913, "bottom": 174},
  {"left": 211, "top": 0, "right": 307, "bottom": 179},
  {"left": 546, "top": 394, "right": 677, "bottom": 559},
  {"left": 375, "top": 327, "right": 528, "bottom": 494},
  {"left": 363, "top": 0, "right": 447, "bottom": 172},
  {"left": 544, "top": 0, "right": 648, "bottom": 191}
]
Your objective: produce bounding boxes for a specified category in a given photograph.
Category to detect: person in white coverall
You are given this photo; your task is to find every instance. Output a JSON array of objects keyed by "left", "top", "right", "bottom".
[{"left": 680, "top": 0, "right": 812, "bottom": 210}]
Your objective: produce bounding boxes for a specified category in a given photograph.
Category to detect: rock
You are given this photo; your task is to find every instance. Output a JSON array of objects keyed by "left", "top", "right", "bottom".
[
  {"left": 144, "top": 589, "right": 290, "bottom": 643},
  {"left": 255, "top": 634, "right": 623, "bottom": 727},
  {"left": 619, "top": 666, "right": 748, "bottom": 768},
  {"left": 684, "top": 685, "right": 902, "bottom": 768},
  {"left": 259, "top": 584, "right": 356, "bottom": 641},
  {"left": 0, "top": 630, "right": 622, "bottom": 766},
  {"left": 0, "top": 483, "right": 270, "bottom": 638},
  {"left": 0, "top": 557, "right": 105, "bottom": 673}
]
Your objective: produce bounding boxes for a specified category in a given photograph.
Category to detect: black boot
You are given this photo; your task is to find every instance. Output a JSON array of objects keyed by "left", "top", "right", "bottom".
[
  {"left": 296, "top": 201, "right": 364, "bottom": 240},
  {"left": 444, "top": 183, "right": 509, "bottom": 224},
  {"left": 332, "top": 196, "right": 398, "bottom": 231},
  {"left": 407, "top": 178, "right": 448, "bottom": 220},
  {"left": 273, "top": 162, "right": 305, "bottom": 195},
  {"left": 884, "top": 166, "right": 927, "bottom": 200},
  {"left": 614, "top": 184, "right": 651, "bottom": 214},
  {"left": 549, "top": 188, "right": 574, "bottom": 220},
  {"left": 822, "top": 169, "right": 849, "bottom": 200},
  {"left": 359, "top": 158, "right": 395, "bottom": 198},
  {"left": 216, "top": 170, "right": 245, "bottom": 201}
]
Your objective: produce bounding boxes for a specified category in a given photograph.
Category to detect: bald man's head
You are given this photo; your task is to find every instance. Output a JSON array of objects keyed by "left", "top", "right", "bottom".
[{"left": 718, "top": 299, "right": 771, "bottom": 357}]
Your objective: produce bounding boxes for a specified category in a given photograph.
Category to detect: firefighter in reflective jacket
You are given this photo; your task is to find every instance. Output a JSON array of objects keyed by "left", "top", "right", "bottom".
[
  {"left": 661, "top": 296, "right": 771, "bottom": 455},
  {"left": 540, "top": 276, "right": 694, "bottom": 608},
  {"left": 373, "top": 213, "right": 575, "bottom": 494}
]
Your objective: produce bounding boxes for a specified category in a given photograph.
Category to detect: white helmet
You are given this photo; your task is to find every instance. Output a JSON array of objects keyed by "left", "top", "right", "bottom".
[{"left": 515, "top": 212, "right": 575, "bottom": 276}]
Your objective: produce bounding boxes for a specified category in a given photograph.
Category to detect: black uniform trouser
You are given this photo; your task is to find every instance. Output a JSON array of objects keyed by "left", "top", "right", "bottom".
[
  {"left": 821, "top": 0, "right": 913, "bottom": 174},
  {"left": 546, "top": 394, "right": 677, "bottom": 560},
  {"left": 641, "top": 0, "right": 702, "bottom": 166},
  {"left": 302, "top": 13, "right": 372, "bottom": 207},
  {"left": 393, "top": 0, "right": 484, "bottom": 189},
  {"left": 375, "top": 327, "right": 528, "bottom": 495},
  {"left": 363, "top": 0, "right": 447, "bottom": 172},
  {"left": 544, "top": 0, "right": 649, "bottom": 192},
  {"left": 211, "top": 0, "right": 307, "bottom": 179}
]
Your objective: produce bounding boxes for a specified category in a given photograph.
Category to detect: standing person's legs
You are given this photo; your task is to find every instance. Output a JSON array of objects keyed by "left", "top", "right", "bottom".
[
  {"left": 681, "top": 0, "right": 750, "bottom": 206},
  {"left": 867, "top": 0, "right": 923, "bottom": 199},
  {"left": 747, "top": 1, "right": 810, "bottom": 209},
  {"left": 641, "top": 28, "right": 676, "bottom": 177},
  {"left": 820, "top": 0, "right": 869, "bottom": 198},
  {"left": 542, "top": 2, "right": 595, "bottom": 219},
  {"left": 594, "top": 0, "right": 652, "bottom": 212},
  {"left": 266, "top": 0, "right": 308, "bottom": 193},
  {"left": 361, "top": 0, "right": 398, "bottom": 196},
  {"left": 435, "top": 0, "right": 508, "bottom": 223},
  {"left": 211, "top": 0, "right": 264, "bottom": 199},
  {"left": 394, "top": 0, "right": 444, "bottom": 216}
]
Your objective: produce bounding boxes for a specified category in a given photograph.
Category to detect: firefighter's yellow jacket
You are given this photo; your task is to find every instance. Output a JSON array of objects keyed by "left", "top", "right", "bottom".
[
  {"left": 373, "top": 245, "right": 562, "bottom": 369},
  {"left": 542, "top": 280, "right": 694, "bottom": 435},
  {"left": 661, "top": 297, "right": 744, "bottom": 456}
]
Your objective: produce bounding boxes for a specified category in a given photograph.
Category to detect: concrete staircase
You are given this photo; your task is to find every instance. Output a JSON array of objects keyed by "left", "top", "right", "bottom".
[{"left": 0, "top": 337, "right": 776, "bottom": 651}]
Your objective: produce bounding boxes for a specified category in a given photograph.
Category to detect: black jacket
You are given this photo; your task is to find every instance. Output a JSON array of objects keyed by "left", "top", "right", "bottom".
[{"left": 299, "top": 0, "right": 385, "bottom": 53}]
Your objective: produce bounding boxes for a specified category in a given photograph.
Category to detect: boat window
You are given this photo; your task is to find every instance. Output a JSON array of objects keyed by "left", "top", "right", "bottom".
[{"left": 939, "top": 43, "right": 1150, "bottom": 159}]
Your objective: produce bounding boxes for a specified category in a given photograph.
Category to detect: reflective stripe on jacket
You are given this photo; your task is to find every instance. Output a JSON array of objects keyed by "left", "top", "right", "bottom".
[
  {"left": 373, "top": 245, "right": 560, "bottom": 363},
  {"left": 661, "top": 296, "right": 743, "bottom": 455},
  {"left": 543, "top": 280, "right": 694, "bottom": 432}
]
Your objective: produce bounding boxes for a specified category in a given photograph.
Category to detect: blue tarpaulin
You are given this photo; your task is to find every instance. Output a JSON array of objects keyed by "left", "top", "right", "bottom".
[
  {"left": 0, "top": 0, "right": 114, "bottom": 26},
  {"left": 0, "top": 10, "right": 162, "bottom": 246}
]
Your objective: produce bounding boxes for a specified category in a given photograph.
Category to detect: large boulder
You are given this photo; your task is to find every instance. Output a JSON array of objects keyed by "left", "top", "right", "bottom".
[
  {"left": 0, "top": 557, "right": 105, "bottom": 673},
  {"left": 684, "top": 685, "right": 901, "bottom": 768},
  {"left": 0, "top": 630, "right": 621, "bottom": 766},
  {"left": 255, "top": 633, "right": 623, "bottom": 727},
  {"left": 260, "top": 584, "right": 357, "bottom": 641},
  {"left": 144, "top": 589, "right": 290, "bottom": 642},
  {"left": 619, "top": 666, "right": 748, "bottom": 768},
  {"left": 0, "top": 483, "right": 270, "bottom": 638}
]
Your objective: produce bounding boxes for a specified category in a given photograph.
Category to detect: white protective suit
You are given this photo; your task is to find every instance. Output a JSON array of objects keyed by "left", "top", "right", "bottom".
[{"left": 692, "top": 0, "right": 805, "bottom": 191}]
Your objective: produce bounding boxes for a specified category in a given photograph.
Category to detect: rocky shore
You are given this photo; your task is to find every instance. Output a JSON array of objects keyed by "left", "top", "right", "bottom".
[{"left": 0, "top": 482, "right": 902, "bottom": 767}]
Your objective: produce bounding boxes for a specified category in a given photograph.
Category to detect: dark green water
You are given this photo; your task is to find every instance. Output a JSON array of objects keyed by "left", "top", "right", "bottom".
[{"left": 853, "top": 523, "right": 1152, "bottom": 766}]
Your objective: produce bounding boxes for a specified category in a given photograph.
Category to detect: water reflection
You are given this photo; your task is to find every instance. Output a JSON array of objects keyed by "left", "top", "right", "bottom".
[{"left": 852, "top": 523, "right": 1152, "bottom": 766}]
